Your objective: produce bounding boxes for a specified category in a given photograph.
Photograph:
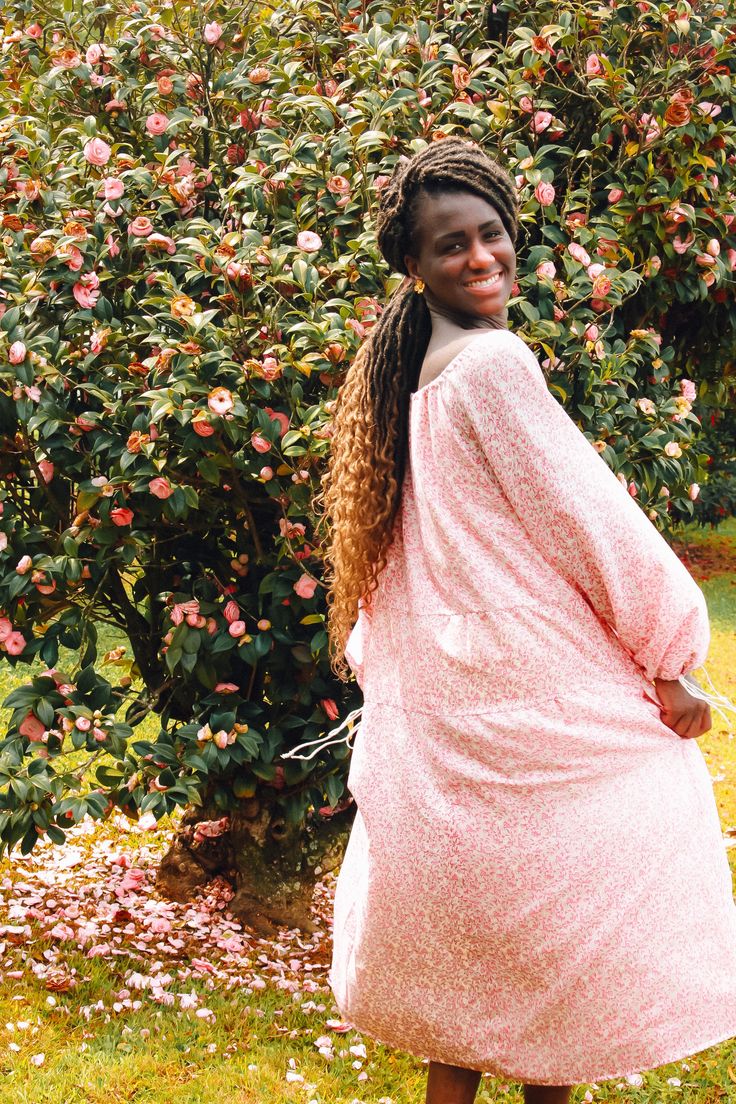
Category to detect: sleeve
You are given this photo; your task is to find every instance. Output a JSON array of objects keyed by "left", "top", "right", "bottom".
[
  {"left": 451, "top": 330, "right": 709, "bottom": 682},
  {"left": 344, "top": 595, "right": 372, "bottom": 690}
]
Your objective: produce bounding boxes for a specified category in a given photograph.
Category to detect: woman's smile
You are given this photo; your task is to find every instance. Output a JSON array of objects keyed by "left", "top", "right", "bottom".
[{"left": 463, "top": 270, "right": 505, "bottom": 293}]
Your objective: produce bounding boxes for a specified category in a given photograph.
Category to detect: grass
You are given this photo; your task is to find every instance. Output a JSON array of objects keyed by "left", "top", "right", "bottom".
[{"left": 0, "top": 521, "right": 735, "bottom": 1103}]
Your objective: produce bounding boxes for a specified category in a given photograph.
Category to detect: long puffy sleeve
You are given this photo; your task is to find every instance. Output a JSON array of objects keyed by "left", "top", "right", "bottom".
[
  {"left": 344, "top": 595, "right": 372, "bottom": 690},
  {"left": 450, "top": 330, "right": 709, "bottom": 683}
]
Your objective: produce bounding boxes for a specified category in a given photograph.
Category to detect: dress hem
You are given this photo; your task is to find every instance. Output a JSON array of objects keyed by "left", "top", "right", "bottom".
[{"left": 337, "top": 1013, "right": 736, "bottom": 1086}]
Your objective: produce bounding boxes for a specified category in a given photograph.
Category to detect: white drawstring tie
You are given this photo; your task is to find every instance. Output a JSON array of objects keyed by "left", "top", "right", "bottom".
[{"left": 280, "top": 706, "right": 364, "bottom": 761}]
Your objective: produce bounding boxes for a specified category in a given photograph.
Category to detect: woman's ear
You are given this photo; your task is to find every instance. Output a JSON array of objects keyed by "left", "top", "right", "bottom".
[{"left": 404, "top": 255, "right": 419, "bottom": 280}]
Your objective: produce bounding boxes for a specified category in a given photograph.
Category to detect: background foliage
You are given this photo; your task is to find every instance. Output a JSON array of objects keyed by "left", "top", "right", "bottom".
[{"left": 0, "top": 0, "right": 734, "bottom": 857}]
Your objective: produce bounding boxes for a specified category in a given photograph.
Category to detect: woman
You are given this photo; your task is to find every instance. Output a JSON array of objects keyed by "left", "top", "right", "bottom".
[{"left": 295, "top": 139, "right": 736, "bottom": 1102}]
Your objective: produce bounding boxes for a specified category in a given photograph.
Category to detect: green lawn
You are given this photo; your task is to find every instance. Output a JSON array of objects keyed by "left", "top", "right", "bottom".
[{"left": 0, "top": 522, "right": 735, "bottom": 1103}]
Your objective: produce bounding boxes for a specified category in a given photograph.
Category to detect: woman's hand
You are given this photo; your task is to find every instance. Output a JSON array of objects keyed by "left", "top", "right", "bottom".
[{"left": 653, "top": 677, "right": 712, "bottom": 739}]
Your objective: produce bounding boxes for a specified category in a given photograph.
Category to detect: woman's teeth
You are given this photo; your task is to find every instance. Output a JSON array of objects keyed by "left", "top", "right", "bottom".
[{"left": 464, "top": 272, "right": 502, "bottom": 289}]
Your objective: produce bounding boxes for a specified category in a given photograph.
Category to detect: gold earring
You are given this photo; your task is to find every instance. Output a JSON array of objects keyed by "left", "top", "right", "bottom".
[{"left": 414, "top": 278, "right": 425, "bottom": 294}]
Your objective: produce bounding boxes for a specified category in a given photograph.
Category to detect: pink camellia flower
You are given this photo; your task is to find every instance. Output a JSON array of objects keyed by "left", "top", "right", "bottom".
[
  {"left": 534, "top": 181, "right": 555, "bottom": 206},
  {"left": 640, "top": 112, "right": 661, "bottom": 144},
  {"left": 58, "top": 243, "right": 84, "bottom": 270},
  {"left": 586, "top": 53, "right": 604, "bottom": 77},
  {"left": 628, "top": 481, "right": 637, "bottom": 497},
  {"left": 321, "top": 698, "right": 340, "bottom": 721},
  {"left": 296, "top": 230, "right": 322, "bottom": 252},
  {"left": 38, "top": 460, "right": 54, "bottom": 483},
  {"left": 584, "top": 323, "right": 599, "bottom": 341},
  {"left": 680, "top": 379, "right": 697, "bottom": 402},
  {"left": 224, "top": 601, "right": 240, "bottom": 623},
  {"left": 86, "top": 43, "right": 104, "bottom": 65},
  {"left": 16, "top": 555, "right": 33, "bottom": 575},
  {"left": 608, "top": 187, "right": 624, "bottom": 203},
  {"left": 103, "top": 177, "right": 125, "bottom": 200},
  {"left": 727, "top": 249, "right": 736, "bottom": 271},
  {"left": 567, "top": 243, "right": 591, "bottom": 266},
  {"left": 83, "top": 137, "right": 112, "bottom": 166},
  {"left": 260, "top": 465, "right": 274, "bottom": 480},
  {"left": 215, "top": 682, "right": 239, "bottom": 694},
  {"left": 149, "top": 477, "right": 173, "bottom": 500},
  {"left": 251, "top": 433, "right": 271, "bottom": 453},
  {"left": 207, "top": 387, "right": 234, "bottom": 415},
  {"left": 587, "top": 263, "right": 605, "bottom": 279},
  {"left": 531, "top": 110, "right": 552, "bottom": 133},
  {"left": 672, "top": 232, "right": 694, "bottom": 255},
  {"left": 128, "top": 216, "right": 153, "bottom": 237},
  {"left": 279, "top": 518, "right": 306, "bottom": 540},
  {"left": 0, "top": 618, "right": 12, "bottom": 641},
  {"left": 293, "top": 574, "right": 317, "bottom": 600},
  {"left": 265, "top": 407, "right": 289, "bottom": 436},
  {"left": 145, "top": 112, "right": 169, "bottom": 136},
  {"left": 213, "top": 730, "right": 230, "bottom": 750},
  {"left": 518, "top": 95, "right": 534, "bottom": 113},
  {"left": 695, "top": 252, "right": 716, "bottom": 267},
  {"left": 706, "top": 238, "right": 721, "bottom": 258},
  {"left": 697, "top": 101, "right": 721, "bottom": 118},
  {"left": 192, "top": 412, "right": 215, "bottom": 437},
  {"left": 327, "top": 174, "right": 350, "bottom": 196},
  {"left": 688, "top": 483, "right": 700, "bottom": 501},
  {"left": 8, "top": 340, "right": 27, "bottom": 364},
  {"left": 5, "top": 631, "right": 26, "bottom": 656},
  {"left": 26, "top": 23, "right": 43, "bottom": 38},
  {"left": 664, "top": 441, "right": 682, "bottom": 458},
  {"left": 110, "top": 507, "right": 134, "bottom": 526},
  {"left": 90, "top": 328, "right": 110, "bottom": 355},
  {"left": 203, "top": 21, "right": 223, "bottom": 44},
  {"left": 20, "top": 713, "right": 46, "bottom": 741},
  {"left": 228, "top": 620, "right": 246, "bottom": 637},
  {"left": 75, "top": 716, "right": 91, "bottom": 732},
  {"left": 145, "top": 232, "right": 177, "bottom": 255},
  {"left": 73, "top": 272, "right": 100, "bottom": 309}
]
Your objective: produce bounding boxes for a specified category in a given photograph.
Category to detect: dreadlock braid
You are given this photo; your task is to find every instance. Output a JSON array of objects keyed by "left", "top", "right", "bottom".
[{"left": 315, "top": 137, "right": 518, "bottom": 681}]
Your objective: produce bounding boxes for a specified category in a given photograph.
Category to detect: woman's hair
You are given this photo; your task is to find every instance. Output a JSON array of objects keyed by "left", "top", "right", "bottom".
[{"left": 314, "top": 136, "right": 518, "bottom": 681}]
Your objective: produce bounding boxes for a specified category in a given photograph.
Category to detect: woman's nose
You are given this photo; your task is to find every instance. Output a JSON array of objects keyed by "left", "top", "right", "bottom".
[{"left": 467, "top": 239, "right": 495, "bottom": 267}]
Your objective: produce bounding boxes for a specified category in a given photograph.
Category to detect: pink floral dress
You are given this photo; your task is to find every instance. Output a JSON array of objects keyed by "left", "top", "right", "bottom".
[{"left": 327, "top": 329, "right": 736, "bottom": 1085}]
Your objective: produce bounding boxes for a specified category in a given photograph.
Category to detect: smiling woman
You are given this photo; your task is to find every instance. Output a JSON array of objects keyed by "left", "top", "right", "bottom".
[
  {"left": 312, "top": 138, "right": 736, "bottom": 1104},
  {"left": 404, "top": 192, "right": 517, "bottom": 337}
]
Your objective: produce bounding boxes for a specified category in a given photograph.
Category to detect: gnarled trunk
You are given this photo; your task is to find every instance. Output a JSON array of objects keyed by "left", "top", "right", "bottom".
[{"left": 155, "top": 794, "right": 354, "bottom": 936}]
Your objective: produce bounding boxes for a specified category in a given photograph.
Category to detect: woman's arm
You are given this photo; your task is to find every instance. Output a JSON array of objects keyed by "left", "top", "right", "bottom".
[{"left": 449, "top": 329, "right": 710, "bottom": 689}]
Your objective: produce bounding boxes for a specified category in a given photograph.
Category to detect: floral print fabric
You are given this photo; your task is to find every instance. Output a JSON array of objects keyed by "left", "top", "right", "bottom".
[{"left": 329, "top": 330, "right": 736, "bottom": 1084}]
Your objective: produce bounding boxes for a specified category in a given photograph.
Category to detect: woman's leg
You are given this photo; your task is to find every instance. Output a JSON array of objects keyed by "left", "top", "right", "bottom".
[
  {"left": 425, "top": 1061, "right": 482, "bottom": 1104},
  {"left": 523, "top": 1085, "right": 572, "bottom": 1103}
]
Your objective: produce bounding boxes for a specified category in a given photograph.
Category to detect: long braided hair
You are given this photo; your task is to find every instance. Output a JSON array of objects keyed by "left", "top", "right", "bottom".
[{"left": 315, "top": 137, "right": 519, "bottom": 681}]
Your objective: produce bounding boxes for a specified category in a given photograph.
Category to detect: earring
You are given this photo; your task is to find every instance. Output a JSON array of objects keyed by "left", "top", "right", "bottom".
[{"left": 414, "top": 278, "right": 425, "bottom": 294}]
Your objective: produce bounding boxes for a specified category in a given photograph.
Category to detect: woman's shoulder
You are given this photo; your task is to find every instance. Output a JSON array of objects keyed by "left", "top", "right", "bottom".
[{"left": 445, "top": 329, "right": 540, "bottom": 391}]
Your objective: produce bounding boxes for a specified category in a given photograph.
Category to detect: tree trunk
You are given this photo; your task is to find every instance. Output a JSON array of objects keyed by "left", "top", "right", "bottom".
[{"left": 155, "top": 794, "right": 354, "bottom": 936}]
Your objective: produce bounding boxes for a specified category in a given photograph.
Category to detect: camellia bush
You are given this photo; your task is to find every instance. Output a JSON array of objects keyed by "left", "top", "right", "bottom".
[{"left": 0, "top": 0, "right": 734, "bottom": 928}]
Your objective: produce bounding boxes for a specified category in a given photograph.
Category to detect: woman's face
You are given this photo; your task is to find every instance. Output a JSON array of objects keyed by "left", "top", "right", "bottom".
[{"left": 404, "top": 189, "right": 516, "bottom": 322}]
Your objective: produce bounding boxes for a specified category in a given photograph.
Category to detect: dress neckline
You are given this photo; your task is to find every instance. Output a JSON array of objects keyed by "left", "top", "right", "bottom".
[{"left": 409, "top": 330, "right": 504, "bottom": 401}]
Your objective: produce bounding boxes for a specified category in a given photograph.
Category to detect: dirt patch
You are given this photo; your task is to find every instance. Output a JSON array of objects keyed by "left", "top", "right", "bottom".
[{"left": 672, "top": 532, "right": 736, "bottom": 582}]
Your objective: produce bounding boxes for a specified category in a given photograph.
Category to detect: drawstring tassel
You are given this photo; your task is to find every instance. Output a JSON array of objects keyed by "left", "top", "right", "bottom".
[
  {"left": 679, "top": 667, "right": 736, "bottom": 737},
  {"left": 280, "top": 706, "right": 364, "bottom": 761}
]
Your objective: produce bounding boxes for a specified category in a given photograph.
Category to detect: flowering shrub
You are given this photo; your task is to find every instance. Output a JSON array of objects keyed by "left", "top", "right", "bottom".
[{"left": 0, "top": 0, "right": 734, "bottom": 905}]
